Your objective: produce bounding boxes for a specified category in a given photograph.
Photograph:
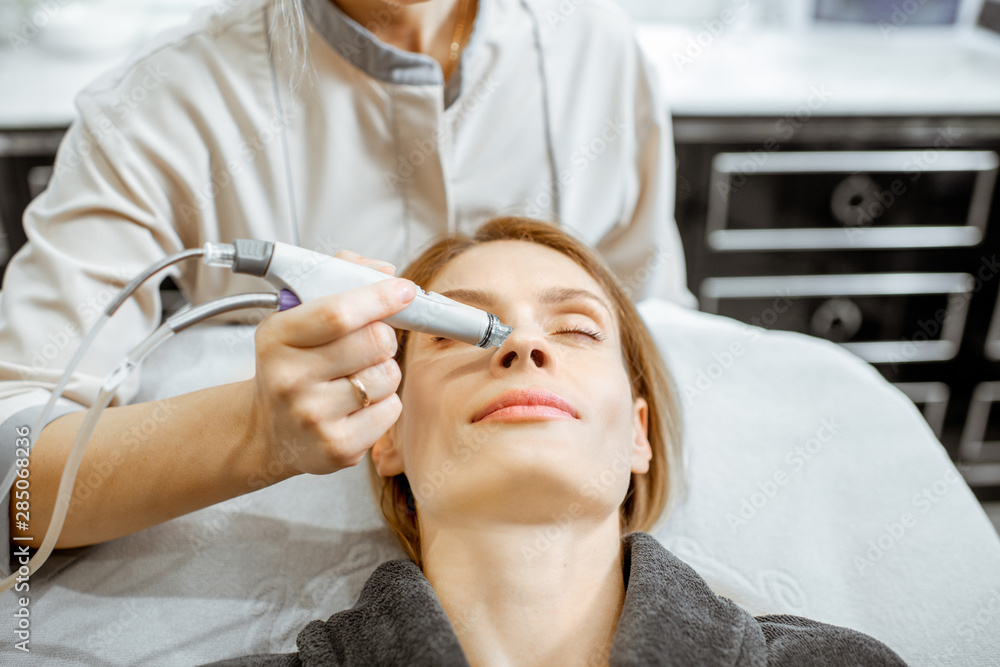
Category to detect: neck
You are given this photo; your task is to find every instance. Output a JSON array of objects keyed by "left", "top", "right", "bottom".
[
  {"left": 420, "top": 512, "right": 627, "bottom": 667},
  {"left": 332, "top": 0, "right": 463, "bottom": 55}
]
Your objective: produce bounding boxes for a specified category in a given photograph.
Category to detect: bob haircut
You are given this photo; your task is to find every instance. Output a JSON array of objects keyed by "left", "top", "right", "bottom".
[{"left": 367, "top": 217, "right": 687, "bottom": 568}]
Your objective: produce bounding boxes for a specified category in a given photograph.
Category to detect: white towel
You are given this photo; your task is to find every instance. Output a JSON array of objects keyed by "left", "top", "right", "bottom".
[{"left": 638, "top": 298, "right": 1000, "bottom": 667}]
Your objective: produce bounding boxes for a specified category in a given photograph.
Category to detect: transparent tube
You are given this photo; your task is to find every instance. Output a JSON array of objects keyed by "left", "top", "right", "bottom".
[
  {"left": 202, "top": 242, "right": 235, "bottom": 268},
  {"left": 0, "top": 250, "right": 205, "bottom": 534},
  {"left": 0, "top": 292, "right": 280, "bottom": 594},
  {"left": 0, "top": 311, "right": 111, "bottom": 511},
  {"left": 0, "top": 328, "right": 171, "bottom": 591}
]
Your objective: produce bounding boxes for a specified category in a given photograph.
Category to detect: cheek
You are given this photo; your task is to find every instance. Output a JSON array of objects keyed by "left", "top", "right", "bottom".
[
  {"left": 590, "top": 362, "right": 634, "bottom": 423},
  {"left": 397, "top": 359, "right": 457, "bottom": 475},
  {"left": 586, "top": 367, "right": 637, "bottom": 468}
]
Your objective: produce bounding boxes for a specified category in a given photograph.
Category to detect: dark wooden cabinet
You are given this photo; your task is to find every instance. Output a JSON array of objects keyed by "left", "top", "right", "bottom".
[
  {"left": 673, "top": 115, "right": 1000, "bottom": 498},
  {"left": 0, "top": 130, "right": 63, "bottom": 267}
]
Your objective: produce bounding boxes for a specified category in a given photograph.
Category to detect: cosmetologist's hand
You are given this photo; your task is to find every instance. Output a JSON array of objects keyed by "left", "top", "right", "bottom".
[{"left": 247, "top": 250, "right": 415, "bottom": 476}]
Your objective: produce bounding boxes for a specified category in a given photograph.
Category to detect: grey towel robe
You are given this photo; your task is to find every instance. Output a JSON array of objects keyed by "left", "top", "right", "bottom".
[{"left": 204, "top": 532, "right": 908, "bottom": 666}]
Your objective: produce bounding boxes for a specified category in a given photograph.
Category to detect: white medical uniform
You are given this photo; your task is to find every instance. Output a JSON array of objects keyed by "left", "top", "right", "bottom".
[{"left": 0, "top": 0, "right": 692, "bottom": 579}]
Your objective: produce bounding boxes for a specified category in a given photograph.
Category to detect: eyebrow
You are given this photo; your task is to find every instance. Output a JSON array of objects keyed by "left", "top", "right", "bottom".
[{"left": 437, "top": 286, "right": 614, "bottom": 324}]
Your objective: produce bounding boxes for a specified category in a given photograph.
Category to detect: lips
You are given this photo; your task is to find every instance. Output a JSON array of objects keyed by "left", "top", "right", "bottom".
[{"left": 472, "top": 388, "right": 579, "bottom": 423}]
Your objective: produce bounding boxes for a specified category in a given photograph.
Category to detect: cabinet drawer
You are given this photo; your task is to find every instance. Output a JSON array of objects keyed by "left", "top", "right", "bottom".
[
  {"left": 707, "top": 150, "right": 998, "bottom": 251},
  {"left": 960, "top": 382, "right": 1000, "bottom": 463},
  {"left": 894, "top": 382, "right": 950, "bottom": 439},
  {"left": 700, "top": 273, "right": 973, "bottom": 363}
]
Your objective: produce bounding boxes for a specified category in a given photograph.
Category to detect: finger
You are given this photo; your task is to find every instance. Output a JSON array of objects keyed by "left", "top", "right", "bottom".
[
  {"left": 289, "top": 358, "right": 400, "bottom": 430},
  {"left": 333, "top": 249, "right": 365, "bottom": 263},
  {"left": 329, "top": 393, "right": 403, "bottom": 468},
  {"left": 337, "top": 358, "right": 401, "bottom": 415},
  {"left": 335, "top": 249, "right": 396, "bottom": 275},
  {"left": 267, "top": 321, "right": 398, "bottom": 385},
  {"left": 274, "top": 278, "right": 416, "bottom": 348}
]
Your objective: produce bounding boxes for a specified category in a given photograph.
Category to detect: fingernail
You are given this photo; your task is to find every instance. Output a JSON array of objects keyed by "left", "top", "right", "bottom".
[{"left": 397, "top": 279, "right": 416, "bottom": 302}]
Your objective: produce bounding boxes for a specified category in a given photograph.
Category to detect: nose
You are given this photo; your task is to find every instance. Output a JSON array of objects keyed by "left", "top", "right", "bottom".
[{"left": 494, "top": 328, "right": 549, "bottom": 370}]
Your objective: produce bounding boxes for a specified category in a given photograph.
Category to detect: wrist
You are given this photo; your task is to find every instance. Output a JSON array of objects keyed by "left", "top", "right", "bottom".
[{"left": 232, "top": 379, "right": 301, "bottom": 488}]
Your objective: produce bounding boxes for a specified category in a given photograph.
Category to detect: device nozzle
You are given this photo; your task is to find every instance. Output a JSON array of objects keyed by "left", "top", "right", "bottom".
[
  {"left": 481, "top": 313, "right": 513, "bottom": 349},
  {"left": 202, "top": 242, "right": 236, "bottom": 268}
]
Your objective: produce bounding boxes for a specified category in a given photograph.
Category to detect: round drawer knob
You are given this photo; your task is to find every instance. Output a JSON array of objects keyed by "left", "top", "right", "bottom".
[
  {"left": 830, "top": 174, "right": 881, "bottom": 228},
  {"left": 810, "top": 297, "right": 864, "bottom": 342}
]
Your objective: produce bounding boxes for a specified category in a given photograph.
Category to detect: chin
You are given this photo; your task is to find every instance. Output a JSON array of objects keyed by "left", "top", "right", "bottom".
[{"left": 415, "top": 457, "right": 613, "bottom": 523}]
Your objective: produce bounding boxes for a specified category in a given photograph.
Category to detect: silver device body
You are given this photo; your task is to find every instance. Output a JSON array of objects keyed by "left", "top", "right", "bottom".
[{"left": 265, "top": 242, "right": 512, "bottom": 348}]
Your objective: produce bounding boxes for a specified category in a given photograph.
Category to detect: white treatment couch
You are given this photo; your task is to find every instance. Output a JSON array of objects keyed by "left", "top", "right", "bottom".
[{"left": 2, "top": 299, "right": 998, "bottom": 666}]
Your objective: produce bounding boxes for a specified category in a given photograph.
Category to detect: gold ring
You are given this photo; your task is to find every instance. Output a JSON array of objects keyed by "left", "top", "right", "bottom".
[{"left": 348, "top": 375, "right": 370, "bottom": 409}]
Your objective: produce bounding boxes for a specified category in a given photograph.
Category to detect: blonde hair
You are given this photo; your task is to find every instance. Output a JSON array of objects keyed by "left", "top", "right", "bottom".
[
  {"left": 368, "top": 217, "right": 688, "bottom": 568},
  {"left": 270, "top": 0, "right": 312, "bottom": 93}
]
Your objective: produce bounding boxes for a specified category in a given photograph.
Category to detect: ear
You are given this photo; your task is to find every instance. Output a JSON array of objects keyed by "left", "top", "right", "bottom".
[
  {"left": 630, "top": 396, "right": 652, "bottom": 475},
  {"left": 371, "top": 423, "right": 406, "bottom": 477}
]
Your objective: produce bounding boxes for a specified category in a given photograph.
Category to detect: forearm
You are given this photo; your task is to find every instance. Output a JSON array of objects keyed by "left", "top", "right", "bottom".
[{"left": 9, "top": 379, "right": 297, "bottom": 549}]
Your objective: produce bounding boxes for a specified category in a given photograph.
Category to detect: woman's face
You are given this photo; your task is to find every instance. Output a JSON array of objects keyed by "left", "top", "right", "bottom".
[{"left": 372, "top": 240, "right": 652, "bottom": 527}]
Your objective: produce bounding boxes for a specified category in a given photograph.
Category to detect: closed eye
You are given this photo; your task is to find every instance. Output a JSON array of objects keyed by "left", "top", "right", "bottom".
[
  {"left": 429, "top": 327, "right": 606, "bottom": 343},
  {"left": 553, "top": 327, "right": 606, "bottom": 341}
]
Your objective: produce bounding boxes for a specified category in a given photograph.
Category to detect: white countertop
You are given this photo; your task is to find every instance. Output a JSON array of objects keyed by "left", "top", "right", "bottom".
[
  {"left": 2, "top": 15, "right": 1000, "bottom": 130},
  {"left": 0, "top": 46, "right": 135, "bottom": 130},
  {"left": 638, "top": 24, "right": 1000, "bottom": 116},
  {"left": 0, "top": 0, "right": 207, "bottom": 130}
]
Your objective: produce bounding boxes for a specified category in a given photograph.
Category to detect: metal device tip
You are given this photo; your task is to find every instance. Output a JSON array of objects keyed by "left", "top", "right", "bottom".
[{"left": 486, "top": 320, "right": 513, "bottom": 348}]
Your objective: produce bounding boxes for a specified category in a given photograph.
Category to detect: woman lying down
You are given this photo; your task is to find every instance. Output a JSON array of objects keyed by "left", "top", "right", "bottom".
[{"left": 206, "top": 217, "right": 908, "bottom": 667}]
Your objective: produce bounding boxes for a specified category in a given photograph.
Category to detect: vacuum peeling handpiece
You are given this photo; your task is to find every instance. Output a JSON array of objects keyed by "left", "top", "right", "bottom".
[{"left": 204, "top": 239, "right": 513, "bottom": 348}]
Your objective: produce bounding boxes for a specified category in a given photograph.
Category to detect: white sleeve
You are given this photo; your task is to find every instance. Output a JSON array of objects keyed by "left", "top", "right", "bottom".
[
  {"left": 0, "top": 108, "right": 188, "bottom": 575},
  {"left": 1, "top": 391, "right": 88, "bottom": 577},
  {"left": 0, "top": 114, "right": 187, "bottom": 408},
  {"left": 594, "top": 37, "right": 698, "bottom": 310}
]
